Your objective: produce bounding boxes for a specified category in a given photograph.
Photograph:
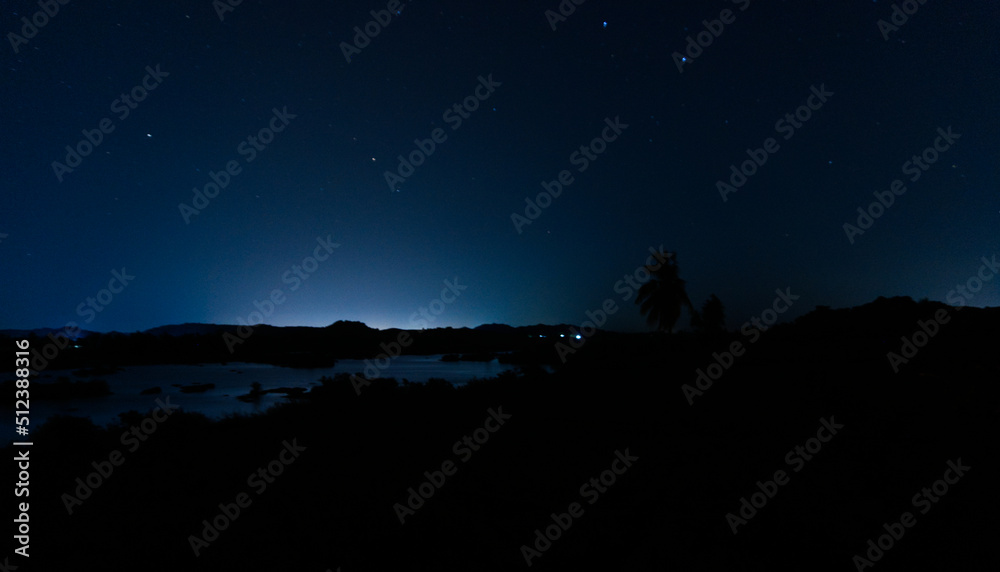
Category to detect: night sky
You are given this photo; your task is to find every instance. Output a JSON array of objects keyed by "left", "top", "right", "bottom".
[{"left": 2, "top": 0, "right": 997, "bottom": 334}]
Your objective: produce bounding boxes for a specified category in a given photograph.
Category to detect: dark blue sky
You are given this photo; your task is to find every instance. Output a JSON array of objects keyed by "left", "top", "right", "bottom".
[{"left": 1, "top": 0, "right": 997, "bottom": 334}]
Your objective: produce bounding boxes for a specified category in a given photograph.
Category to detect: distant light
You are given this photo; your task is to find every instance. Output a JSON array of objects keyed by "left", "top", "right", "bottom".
[
  {"left": 575, "top": 334, "right": 582, "bottom": 340},
  {"left": 559, "top": 334, "right": 565, "bottom": 338},
  {"left": 602, "top": 21, "right": 607, "bottom": 28},
  {"left": 146, "top": 133, "right": 152, "bottom": 138}
]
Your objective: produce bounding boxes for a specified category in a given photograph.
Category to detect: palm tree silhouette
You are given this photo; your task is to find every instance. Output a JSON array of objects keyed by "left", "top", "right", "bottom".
[{"left": 635, "top": 251, "right": 694, "bottom": 333}]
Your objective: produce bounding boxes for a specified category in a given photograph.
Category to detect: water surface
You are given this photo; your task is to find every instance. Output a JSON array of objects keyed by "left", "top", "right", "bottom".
[{"left": 9, "top": 356, "right": 521, "bottom": 431}]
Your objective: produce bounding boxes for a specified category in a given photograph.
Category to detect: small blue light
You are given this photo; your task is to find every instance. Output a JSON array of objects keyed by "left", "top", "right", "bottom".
[{"left": 602, "top": 22, "right": 607, "bottom": 28}]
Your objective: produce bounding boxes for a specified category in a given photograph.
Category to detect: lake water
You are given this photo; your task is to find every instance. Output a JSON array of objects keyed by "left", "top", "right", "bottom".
[{"left": 8, "top": 356, "right": 523, "bottom": 431}]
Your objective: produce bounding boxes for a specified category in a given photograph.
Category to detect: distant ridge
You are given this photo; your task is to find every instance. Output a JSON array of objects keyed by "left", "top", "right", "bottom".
[
  {"left": 142, "top": 323, "right": 233, "bottom": 337},
  {"left": 473, "top": 323, "right": 515, "bottom": 332},
  {"left": 4, "top": 296, "right": 993, "bottom": 341}
]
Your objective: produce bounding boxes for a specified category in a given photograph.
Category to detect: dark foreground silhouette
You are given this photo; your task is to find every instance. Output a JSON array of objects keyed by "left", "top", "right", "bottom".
[{"left": 5, "top": 297, "right": 998, "bottom": 571}]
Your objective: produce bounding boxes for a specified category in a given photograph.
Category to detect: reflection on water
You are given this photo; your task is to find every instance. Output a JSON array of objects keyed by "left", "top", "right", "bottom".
[{"left": 11, "top": 356, "right": 522, "bottom": 430}]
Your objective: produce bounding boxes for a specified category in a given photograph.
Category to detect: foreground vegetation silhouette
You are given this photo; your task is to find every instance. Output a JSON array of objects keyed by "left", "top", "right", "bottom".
[
  {"left": 3, "top": 296, "right": 998, "bottom": 571},
  {"left": 635, "top": 251, "right": 695, "bottom": 333}
]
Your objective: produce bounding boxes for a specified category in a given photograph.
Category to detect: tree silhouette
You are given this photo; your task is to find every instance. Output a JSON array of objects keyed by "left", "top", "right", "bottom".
[
  {"left": 691, "top": 294, "right": 726, "bottom": 335},
  {"left": 635, "top": 252, "right": 695, "bottom": 333}
]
